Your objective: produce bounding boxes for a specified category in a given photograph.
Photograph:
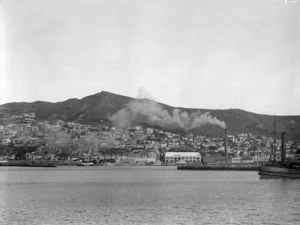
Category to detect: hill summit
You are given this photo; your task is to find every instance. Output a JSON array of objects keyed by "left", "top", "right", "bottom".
[{"left": 0, "top": 91, "right": 300, "bottom": 140}]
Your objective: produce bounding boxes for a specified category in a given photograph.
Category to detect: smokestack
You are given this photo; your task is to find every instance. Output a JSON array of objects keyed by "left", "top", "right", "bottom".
[
  {"left": 224, "top": 128, "right": 227, "bottom": 158},
  {"left": 273, "top": 117, "right": 276, "bottom": 161},
  {"left": 281, "top": 132, "right": 286, "bottom": 163}
]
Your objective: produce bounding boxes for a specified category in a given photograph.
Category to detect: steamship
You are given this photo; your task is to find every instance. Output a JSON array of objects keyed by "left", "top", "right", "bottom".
[{"left": 258, "top": 131, "right": 300, "bottom": 178}]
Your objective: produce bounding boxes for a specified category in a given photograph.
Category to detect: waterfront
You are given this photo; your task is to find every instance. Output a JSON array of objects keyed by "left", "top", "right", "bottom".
[{"left": 0, "top": 166, "right": 300, "bottom": 224}]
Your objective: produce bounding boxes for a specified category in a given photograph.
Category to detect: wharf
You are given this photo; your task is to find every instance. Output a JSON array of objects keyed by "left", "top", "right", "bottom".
[
  {"left": 0, "top": 160, "right": 56, "bottom": 167},
  {"left": 177, "top": 163, "right": 259, "bottom": 171}
]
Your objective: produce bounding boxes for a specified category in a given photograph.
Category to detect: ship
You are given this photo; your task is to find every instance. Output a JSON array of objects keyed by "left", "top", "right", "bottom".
[
  {"left": 77, "top": 161, "right": 94, "bottom": 166},
  {"left": 258, "top": 128, "right": 300, "bottom": 178}
]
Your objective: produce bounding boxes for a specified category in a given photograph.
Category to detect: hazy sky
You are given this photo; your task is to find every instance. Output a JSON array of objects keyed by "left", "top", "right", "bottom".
[{"left": 0, "top": 0, "right": 299, "bottom": 115}]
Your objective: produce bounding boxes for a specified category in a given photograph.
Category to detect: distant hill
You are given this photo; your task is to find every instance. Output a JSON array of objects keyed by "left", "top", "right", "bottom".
[{"left": 0, "top": 91, "right": 300, "bottom": 141}]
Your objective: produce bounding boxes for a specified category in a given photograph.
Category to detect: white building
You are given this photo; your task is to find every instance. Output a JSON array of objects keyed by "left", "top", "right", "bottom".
[
  {"left": 146, "top": 128, "right": 154, "bottom": 135},
  {"left": 165, "top": 152, "right": 201, "bottom": 164},
  {"left": 2, "top": 138, "right": 12, "bottom": 145},
  {"left": 232, "top": 157, "right": 242, "bottom": 163}
]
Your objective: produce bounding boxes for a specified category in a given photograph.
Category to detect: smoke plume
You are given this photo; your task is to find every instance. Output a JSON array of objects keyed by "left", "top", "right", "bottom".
[
  {"left": 43, "top": 123, "right": 70, "bottom": 144},
  {"left": 108, "top": 89, "right": 226, "bottom": 130}
]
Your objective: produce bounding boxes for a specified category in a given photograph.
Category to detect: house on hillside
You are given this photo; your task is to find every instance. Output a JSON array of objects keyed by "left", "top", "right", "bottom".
[
  {"left": 135, "top": 126, "right": 144, "bottom": 134},
  {"left": 146, "top": 128, "right": 153, "bottom": 135},
  {"left": 2, "top": 138, "right": 12, "bottom": 145},
  {"left": 120, "top": 149, "right": 158, "bottom": 164}
]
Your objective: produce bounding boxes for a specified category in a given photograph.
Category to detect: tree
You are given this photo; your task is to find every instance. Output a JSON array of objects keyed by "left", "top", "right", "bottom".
[
  {"left": 13, "top": 146, "right": 29, "bottom": 160},
  {"left": 239, "top": 151, "right": 244, "bottom": 157}
]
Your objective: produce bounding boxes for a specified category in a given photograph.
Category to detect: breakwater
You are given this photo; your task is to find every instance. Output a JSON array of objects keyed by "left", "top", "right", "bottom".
[
  {"left": 177, "top": 163, "right": 259, "bottom": 171},
  {"left": 0, "top": 160, "right": 56, "bottom": 167}
]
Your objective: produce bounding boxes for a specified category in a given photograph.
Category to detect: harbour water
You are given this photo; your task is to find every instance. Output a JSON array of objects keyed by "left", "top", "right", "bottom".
[{"left": 0, "top": 166, "right": 300, "bottom": 225}]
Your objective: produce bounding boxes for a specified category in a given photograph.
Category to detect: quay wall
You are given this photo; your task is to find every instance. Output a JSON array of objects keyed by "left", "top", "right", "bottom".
[{"left": 177, "top": 163, "right": 259, "bottom": 171}]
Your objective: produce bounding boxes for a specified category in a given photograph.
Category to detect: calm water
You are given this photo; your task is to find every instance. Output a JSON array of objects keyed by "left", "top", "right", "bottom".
[{"left": 0, "top": 166, "right": 300, "bottom": 225}]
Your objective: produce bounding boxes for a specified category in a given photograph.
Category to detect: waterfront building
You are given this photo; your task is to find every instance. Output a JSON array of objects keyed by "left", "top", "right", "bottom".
[
  {"left": 164, "top": 152, "right": 201, "bottom": 164},
  {"left": 202, "top": 156, "right": 231, "bottom": 164},
  {"left": 232, "top": 157, "right": 242, "bottom": 163}
]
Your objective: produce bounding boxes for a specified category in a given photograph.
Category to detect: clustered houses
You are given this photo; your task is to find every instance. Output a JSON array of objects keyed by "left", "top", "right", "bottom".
[{"left": 0, "top": 114, "right": 300, "bottom": 164}]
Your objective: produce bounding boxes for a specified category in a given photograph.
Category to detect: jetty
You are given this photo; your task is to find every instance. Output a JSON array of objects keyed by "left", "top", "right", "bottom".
[
  {"left": 0, "top": 160, "right": 56, "bottom": 167},
  {"left": 177, "top": 162, "right": 259, "bottom": 170}
]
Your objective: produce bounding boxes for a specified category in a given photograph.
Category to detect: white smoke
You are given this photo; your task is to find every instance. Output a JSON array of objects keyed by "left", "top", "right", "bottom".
[
  {"left": 108, "top": 88, "right": 226, "bottom": 130},
  {"left": 43, "top": 123, "right": 70, "bottom": 144},
  {"left": 189, "top": 111, "right": 226, "bottom": 129},
  {"left": 137, "top": 87, "right": 156, "bottom": 100}
]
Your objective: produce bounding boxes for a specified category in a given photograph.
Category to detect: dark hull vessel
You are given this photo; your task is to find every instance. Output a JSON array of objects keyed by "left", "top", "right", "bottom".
[
  {"left": 77, "top": 161, "right": 94, "bottom": 166},
  {"left": 259, "top": 165, "right": 300, "bottom": 178},
  {"left": 258, "top": 131, "right": 300, "bottom": 178}
]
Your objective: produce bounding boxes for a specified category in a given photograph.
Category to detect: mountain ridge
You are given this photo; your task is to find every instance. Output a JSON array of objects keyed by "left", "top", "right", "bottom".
[{"left": 0, "top": 91, "right": 299, "bottom": 141}]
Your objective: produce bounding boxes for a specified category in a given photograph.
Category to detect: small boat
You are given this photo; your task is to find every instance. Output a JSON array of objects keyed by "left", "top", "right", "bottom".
[
  {"left": 78, "top": 162, "right": 94, "bottom": 166},
  {"left": 258, "top": 130, "right": 300, "bottom": 178},
  {"left": 259, "top": 163, "right": 300, "bottom": 178}
]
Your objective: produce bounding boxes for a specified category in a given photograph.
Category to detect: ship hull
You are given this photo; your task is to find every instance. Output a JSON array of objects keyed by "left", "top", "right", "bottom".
[
  {"left": 78, "top": 162, "right": 94, "bottom": 166},
  {"left": 259, "top": 166, "right": 300, "bottom": 178}
]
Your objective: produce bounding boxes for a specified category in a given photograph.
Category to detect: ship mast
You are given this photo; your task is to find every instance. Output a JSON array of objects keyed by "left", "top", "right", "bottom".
[
  {"left": 281, "top": 132, "right": 286, "bottom": 163},
  {"left": 224, "top": 128, "right": 228, "bottom": 158},
  {"left": 273, "top": 117, "right": 276, "bottom": 161}
]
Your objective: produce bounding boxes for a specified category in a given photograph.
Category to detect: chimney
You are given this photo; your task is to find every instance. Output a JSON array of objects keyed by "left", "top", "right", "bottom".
[
  {"left": 224, "top": 128, "right": 227, "bottom": 158},
  {"left": 281, "top": 132, "right": 286, "bottom": 163},
  {"left": 273, "top": 117, "right": 276, "bottom": 160}
]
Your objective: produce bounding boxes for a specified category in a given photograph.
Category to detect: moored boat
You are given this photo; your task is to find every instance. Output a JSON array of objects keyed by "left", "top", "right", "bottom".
[
  {"left": 259, "top": 164, "right": 300, "bottom": 178},
  {"left": 78, "top": 161, "right": 94, "bottom": 166},
  {"left": 258, "top": 131, "right": 300, "bottom": 178}
]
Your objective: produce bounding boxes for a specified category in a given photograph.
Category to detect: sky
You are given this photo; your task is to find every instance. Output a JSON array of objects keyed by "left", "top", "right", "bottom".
[{"left": 0, "top": 0, "right": 299, "bottom": 115}]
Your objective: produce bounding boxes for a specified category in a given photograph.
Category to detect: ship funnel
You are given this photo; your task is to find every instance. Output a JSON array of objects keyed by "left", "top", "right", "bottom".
[
  {"left": 281, "top": 132, "right": 286, "bottom": 163},
  {"left": 224, "top": 128, "right": 228, "bottom": 158}
]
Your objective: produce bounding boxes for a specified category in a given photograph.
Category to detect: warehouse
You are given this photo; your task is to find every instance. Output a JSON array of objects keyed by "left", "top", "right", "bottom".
[{"left": 164, "top": 152, "right": 201, "bottom": 164}]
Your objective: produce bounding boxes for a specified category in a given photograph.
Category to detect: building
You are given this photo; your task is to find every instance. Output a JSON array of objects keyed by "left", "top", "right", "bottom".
[
  {"left": 135, "top": 126, "right": 144, "bottom": 134},
  {"left": 23, "top": 112, "right": 35, "bottom": 118},
  {"left": 232, "top": 157, "right": 242, "bottom": 163},
  {"left": 202, "top": 156, "right": 231, "bottom": 164},
  {"left": 117, "top": 149, "right": 158, "bottom": 164},
  {"left": 146, "top": 128, "right": 154, "bottom": 135},
  {"left": 164, "top": 152, "right": 201, "bottom": 164},
  {"left": 2, "top": 138, "right": 12, "bottom": 145}
]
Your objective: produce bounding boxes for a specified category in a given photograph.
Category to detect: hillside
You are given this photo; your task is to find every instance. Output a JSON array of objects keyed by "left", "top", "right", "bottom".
[{"left": 0, "top": 91, "right": 300, "bottom": 141}]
